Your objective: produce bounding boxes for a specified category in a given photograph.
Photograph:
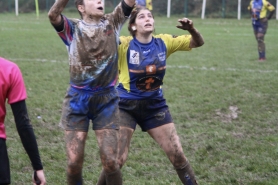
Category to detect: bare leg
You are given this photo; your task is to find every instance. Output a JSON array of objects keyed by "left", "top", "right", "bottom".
[
  {"left": 96, "top": 127, "right": 134, "bottom": 185},
  {"left": 148, "top": 123, "right": 198, "bottom": 185},
  {"left": 65, "top": 130, "right": 87, "bottom": 185},
  {"left": 96, "top": 128, "right": 122, "bottom": 185},
  {"left": 256, "top": 33, "right": 265, "bottom": 59}
]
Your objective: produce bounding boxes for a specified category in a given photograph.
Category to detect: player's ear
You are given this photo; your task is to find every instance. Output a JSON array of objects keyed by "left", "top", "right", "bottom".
[{"left": 77, "top": 4, "right": 85, "bottom": 13}]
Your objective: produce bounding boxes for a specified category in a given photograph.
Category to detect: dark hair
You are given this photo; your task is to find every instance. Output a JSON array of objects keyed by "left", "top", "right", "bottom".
[
  {"left": 128, "top": 7, "right": 153, "bottom": 37},
  {"left": 75, "top": 0, "right": 84, "bottom": 18}
]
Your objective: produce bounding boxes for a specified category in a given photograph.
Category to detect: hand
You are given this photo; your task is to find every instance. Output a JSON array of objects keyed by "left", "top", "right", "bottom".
[
  {"left": 33, "top": 170, "right": 46, "bottom": 185},
  {"left": 176, "top": 18, "right": 194, "bottom": 31}
]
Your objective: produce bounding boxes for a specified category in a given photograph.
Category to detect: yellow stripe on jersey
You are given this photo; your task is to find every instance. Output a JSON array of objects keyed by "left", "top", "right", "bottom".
[{"left": 118, "top": 36, "right": 133, "bottom": 92}]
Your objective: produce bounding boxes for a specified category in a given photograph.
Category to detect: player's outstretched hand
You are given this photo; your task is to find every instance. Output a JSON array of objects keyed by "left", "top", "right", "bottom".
[{"left": 176, "top": 18, "right": 194, "bottom": 31}]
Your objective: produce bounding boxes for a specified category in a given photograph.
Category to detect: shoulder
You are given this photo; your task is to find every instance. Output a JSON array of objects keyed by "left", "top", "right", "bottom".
[
  {"left": 263, "top": 0, "right": 275, "bottom": 9},
  {"left": 67, "top": 17, "right": 80, "bottom": 24},
  {"left": 153, "top": 34, "right": 171, "bottom": 43},
  {"left": 0, "top": 58, "right": 23, "bottom": 88},
  {"left": 0, "top": 58, "right": 20, "bottom": 73},
  {"left": 262, "top": 0, "right": 270, "bottom": 5},
  {"left": 154, "top": 34, "right": 191, "bottom": 43},
  {"left": 120, "top": 36, "right": 133, "bottom": 46},
  {"left": 65, "top": 16, "right": 82, "bottom": 27}
]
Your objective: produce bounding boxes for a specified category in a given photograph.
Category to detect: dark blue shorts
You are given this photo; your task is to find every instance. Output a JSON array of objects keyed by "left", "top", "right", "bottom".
[
  {"left": 0, "top": 138, "right": 10, "bottom": 184},
  {"left": 252, "top": 18, "right": 268, "bottom": 34},
  {"left": 119, "top": 98, "right": 173, "bottom": 131},
  {"left": 60, "top": 86, "right": 120, "bottom": 131}
]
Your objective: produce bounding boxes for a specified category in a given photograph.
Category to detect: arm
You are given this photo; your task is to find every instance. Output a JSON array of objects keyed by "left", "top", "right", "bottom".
[
  {"left": 10, "top": 100, "right": 46, "bottom": 185},
  {"left": 266, "top": 1, "right": 275, "bottom": 20},
  {"left": 123, "top": 0, "right": 136, "bottom": 8},
  {"left": 176, "top": 18, "right": 204, "bottom": 48},
  {"left": 267, "top": 10, "right": 275, "bottom": 20},
  {"left": 48, "top": 0, "right": 69, "bottom": 26}
]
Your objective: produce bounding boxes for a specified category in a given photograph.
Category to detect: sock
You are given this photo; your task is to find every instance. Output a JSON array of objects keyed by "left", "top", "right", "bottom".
[{"left": 175, "top": 161, "right": 198, "bottom": 185}]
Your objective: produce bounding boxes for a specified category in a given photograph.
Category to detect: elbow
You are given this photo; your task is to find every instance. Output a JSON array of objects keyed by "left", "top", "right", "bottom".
[
  {"left": 48, "top": 11, "right": 55, "bottom": 21},
  {"left": 194, "top": 38, "right": 205, "bottom": 48},
  {"left": 199, "top": 39, "right": 205, "bottom": 47},
  {"left": 48, "top": 11, "right": 59, "bottom": 23}
]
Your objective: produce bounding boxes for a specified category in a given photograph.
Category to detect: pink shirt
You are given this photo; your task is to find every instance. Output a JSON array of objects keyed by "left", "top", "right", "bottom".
[{"left": 0, "top": 57, "right": 27, "bottom": 139}]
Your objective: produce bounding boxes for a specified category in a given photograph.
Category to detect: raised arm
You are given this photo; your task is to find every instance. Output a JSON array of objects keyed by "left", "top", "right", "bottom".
[
  {"left": 48, "top": 0, "right": 69, "bottom": 25},
  {"left": 123, "top": 0, "right": 136, "bottom": 8},
  {"left": 176, "top": 18, "right": 204, "bottom": 48}
]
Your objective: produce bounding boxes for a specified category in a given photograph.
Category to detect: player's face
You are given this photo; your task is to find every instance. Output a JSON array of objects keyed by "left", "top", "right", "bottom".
[
  {"left": 134, "top": 9, "right": 154, "bottom": 35},
  {"left": 81, "top": 0, "right": 104, "bottom": 19}
]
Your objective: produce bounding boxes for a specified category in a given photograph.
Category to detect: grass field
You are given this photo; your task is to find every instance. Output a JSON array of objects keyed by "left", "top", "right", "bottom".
[{"left": 1, "top": 12, "right": 278, "bottom": 185}]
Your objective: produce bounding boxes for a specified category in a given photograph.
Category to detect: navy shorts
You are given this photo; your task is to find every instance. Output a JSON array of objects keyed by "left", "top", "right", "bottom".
[
  {"left": 0, "top": 139, "right": 10, "bottom": 184},
  {"left": 252, "top": 18, "right": 268, "bottom": 34},
  {"left": 119, "top": 98, "right": 173, "bottom": 131},
  {"left": 60, "top": 86, "right": 120, "bottom": 131}
]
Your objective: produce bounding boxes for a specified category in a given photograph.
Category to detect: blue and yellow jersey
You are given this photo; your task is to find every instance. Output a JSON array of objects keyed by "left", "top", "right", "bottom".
[
  {"left": 248, "top": 0, "right": 275, "bottom": 20},
  {"left": 117, "top": 34, "right": 192, "bottom": 100},
  {"left": 136, "top": 0, "right": 146, "bottom": 7}
]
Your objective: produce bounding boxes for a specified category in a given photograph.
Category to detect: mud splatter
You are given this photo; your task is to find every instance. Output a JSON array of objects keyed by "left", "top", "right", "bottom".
[{"left": 215, "top": 105, "right": 241, "bottom": 123}]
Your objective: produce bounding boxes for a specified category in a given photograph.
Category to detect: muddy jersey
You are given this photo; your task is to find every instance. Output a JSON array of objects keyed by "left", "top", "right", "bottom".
[
  {"left": 248, "top": 0, "right": 275, "bottom": 21},
  {"left": 117, "top": 34, "right": 192, "bottom": 100},
  {"left": 56, "top": 2, "right": 128, "bottom": 91}
]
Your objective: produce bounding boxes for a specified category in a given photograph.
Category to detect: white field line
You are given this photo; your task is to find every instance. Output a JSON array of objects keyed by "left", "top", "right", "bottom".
[
  {"left": 167, "top": 65, "right": 278, "bottom": 73},
  {"left": 10, "top": 58, "right": 278, "bottom": 74},
  {"left": 10, "top": 58, "right": 67, "bottom": 63}
]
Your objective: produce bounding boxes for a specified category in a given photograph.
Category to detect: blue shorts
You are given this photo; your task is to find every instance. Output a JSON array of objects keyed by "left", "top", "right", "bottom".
[
  {"left": 252, "top": 18, "right": 268, "bottom": 34},
  {"left": 119, "top": 98, "right": 173, "bottom": 131},
  {"left": 60, "top": 86, "right": 120, "bottom": 131}
]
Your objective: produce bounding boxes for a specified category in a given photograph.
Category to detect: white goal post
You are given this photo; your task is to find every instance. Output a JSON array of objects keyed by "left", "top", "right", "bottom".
[
  {"left": 238, "top": 0, "right": 241, "bottom": 20},
  {"left": 15, "top": 0, "right": 18, "bottom": 16}
]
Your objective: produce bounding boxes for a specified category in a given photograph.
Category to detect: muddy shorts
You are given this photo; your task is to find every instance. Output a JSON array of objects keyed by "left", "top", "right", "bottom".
[
  {"left": 60, "top": 86, "right": 120, "bottom": 131},
  {"left": 119, "top": 98, "right": 173, "bottom": 131},
  {"left": 0, "top": 139, "right": 10, "bottom": 184},
  {"left": 252, "top": 18, "right": 268, "bottom": 34}
]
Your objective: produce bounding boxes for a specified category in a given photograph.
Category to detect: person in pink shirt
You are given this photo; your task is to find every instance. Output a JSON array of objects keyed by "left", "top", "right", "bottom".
[{"left": 0, "top": 57, "right": 46, "bottom": 185}]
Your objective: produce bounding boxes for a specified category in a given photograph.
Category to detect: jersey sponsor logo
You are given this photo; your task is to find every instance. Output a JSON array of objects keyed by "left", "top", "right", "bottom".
[
  {"left": 129, "top": 50, "right": 140, "bottom": 64},
  {"left": 136, "top": 76, "right": 162, "bottom": 92},
  {"left": 157, "top": 52, "right": 166, "bottom": 61},
  {"left": 155, "top": 111, "right": 166, "bottom": 121},
  {"left": 143, "top": 49, "right": 151, "bottom": 54},
  {"left": 146, "top": 65, "right": 156, "bottom": 75}
]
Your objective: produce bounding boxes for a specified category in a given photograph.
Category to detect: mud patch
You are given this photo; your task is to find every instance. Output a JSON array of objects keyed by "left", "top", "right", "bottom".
[{"left": 215, "top": 105, "right": 241, "bottom": 123}]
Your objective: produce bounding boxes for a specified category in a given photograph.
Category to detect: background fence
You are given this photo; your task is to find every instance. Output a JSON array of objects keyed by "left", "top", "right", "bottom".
[{"left": 0, "top": 0, "right": 277, "bottom": 19}]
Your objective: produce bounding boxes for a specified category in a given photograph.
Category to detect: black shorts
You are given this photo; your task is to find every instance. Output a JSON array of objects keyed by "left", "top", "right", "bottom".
[
  {"left": 0, "top": 138, "right": 10, "bottom": 184},
  {"left": 119, "top": 98, "right": 173, "bottom": 131},
  {"left": 252, "top": 18, "right": 268, "bottom": 34}
]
